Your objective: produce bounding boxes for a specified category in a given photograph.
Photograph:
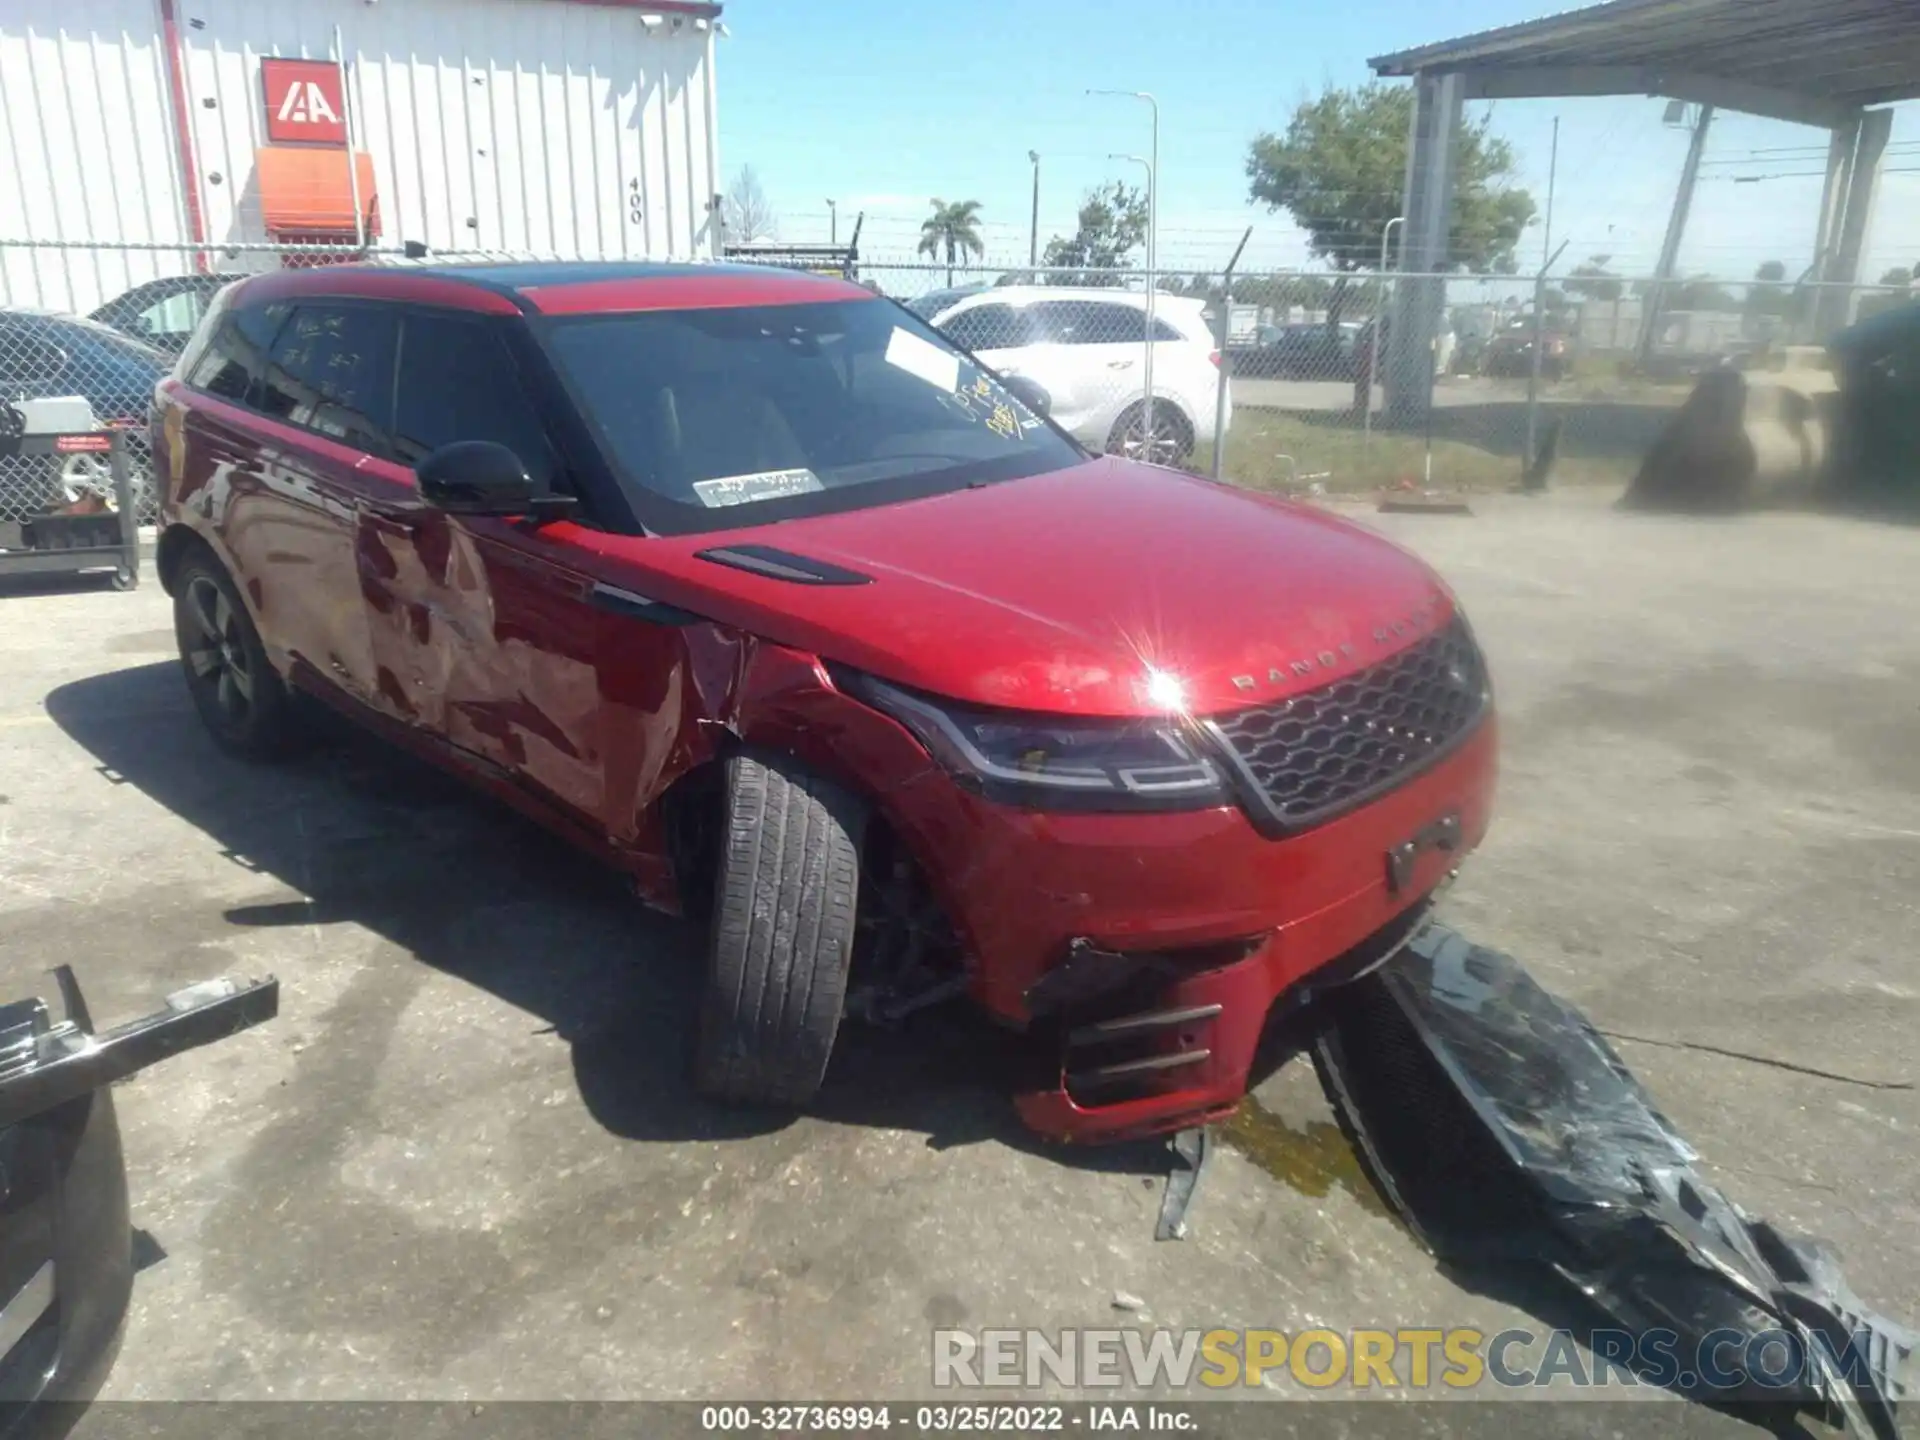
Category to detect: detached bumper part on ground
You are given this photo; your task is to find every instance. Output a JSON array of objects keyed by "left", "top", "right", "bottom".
[
  {"left": 1315, "top": 925, "right": 1915, "bottom": 1438},
  {"left": 0, "top": 969, "right": 277, "bottom": 1429}
]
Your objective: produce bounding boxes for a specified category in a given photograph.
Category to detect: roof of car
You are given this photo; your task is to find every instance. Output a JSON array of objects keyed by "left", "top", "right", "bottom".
[
  {"left": 228, "top": 260, "right": 873, "bottom": 318},
  {"left": 945, "top": 285, "right": 1206, "bottom": 310}
]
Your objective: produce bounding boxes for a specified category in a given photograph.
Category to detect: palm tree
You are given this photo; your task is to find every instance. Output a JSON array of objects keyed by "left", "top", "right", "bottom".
[{"left": 918, "top": 199, "right": 985, "bottom": 285}]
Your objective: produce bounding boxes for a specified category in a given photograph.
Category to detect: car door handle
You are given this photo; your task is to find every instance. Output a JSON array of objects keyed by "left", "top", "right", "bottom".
[
  {"left": 363, "top": 502, "right": 430, "bottom": 533},
  {"left": 1108, "top": 359, "right": 1135, "bottom": 370}
]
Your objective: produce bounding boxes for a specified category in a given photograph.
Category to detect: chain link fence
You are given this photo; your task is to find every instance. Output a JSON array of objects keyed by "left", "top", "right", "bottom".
[
  {"left": 0, "top": 237, "right": 398, "bottom": 528},
  {"left": 856, "top": 253, "right": 1907, "bottom": 498},
  {"left": 3, "top": 234, "right": 1911, "bottom": 531}
]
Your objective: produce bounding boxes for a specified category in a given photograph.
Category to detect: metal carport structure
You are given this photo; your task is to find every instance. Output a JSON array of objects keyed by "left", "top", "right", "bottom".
[{"left": 1368, "top": 0, "right": 1920, "bottom": 418}]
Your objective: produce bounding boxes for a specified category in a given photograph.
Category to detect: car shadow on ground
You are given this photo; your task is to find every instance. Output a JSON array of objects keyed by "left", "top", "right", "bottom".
[{"left": 45, "top": 660, "right": 1175, "bottom": 1178}]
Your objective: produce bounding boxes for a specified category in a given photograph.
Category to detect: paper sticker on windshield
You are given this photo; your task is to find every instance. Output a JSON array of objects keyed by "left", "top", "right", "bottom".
[
  {"left": 885, "top": 326, "right": 961, "bottom": 393},
  {"left": 692, "top": 468, "right": 825, "bottom": 508}
]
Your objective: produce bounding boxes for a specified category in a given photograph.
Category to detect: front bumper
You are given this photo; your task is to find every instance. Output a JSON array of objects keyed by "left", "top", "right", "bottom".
[{"left": 884, "top": 714, "right": 1499, "bottom": 1143}]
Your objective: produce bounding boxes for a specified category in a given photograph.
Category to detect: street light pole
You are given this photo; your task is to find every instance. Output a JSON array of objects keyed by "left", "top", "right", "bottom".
[
  {"left": 1027, "top": 151, "right": 1040, "bottom": 271},
  {"left": 826, "top": 199, "right": 837, "bottom": 246},
  {"left": 1091, "top": 89, "right": 1160, "bottom": 459},
  {"left": 1109, "top": 153, "right": 1159, "bottom": 460}
]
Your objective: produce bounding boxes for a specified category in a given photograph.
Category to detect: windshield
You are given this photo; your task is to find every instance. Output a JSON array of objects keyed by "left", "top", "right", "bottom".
[{"left": 545, "top": 299, "right": 1081, "bottom": 528}]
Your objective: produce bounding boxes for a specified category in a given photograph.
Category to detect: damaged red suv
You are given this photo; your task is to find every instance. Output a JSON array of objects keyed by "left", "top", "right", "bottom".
[{"left": 151, "top": 262, "right": 1497, "bottom": 1143}]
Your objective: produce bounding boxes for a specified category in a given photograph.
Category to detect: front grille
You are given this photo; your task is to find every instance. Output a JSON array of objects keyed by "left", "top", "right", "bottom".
[{"left": 1207, "top": 618, "right": 1487, "bottom": 832}]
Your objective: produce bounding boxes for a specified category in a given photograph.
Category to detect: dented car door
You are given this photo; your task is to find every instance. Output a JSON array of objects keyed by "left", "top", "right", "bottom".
[{"left": 356, "top": 309, "right": 607, "bottom": 828}]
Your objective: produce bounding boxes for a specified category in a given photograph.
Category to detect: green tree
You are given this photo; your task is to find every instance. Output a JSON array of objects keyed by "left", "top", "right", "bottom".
[
  {"left": 1245, "top": 83, "right": 1536, "bottom": 323},
  {"left": 918, "top": 199, "right": 985, "bottom": 285},
  {"left": 1563, "top": 255, "right": 1626, "bottom": 347},
  {"left": 1564, "top": 255, "right": 1623, "bottom": 304},
  {"left": 1233, "top": 272, "right": 1340, "bottom": 321},
  {"left": 1858, "top": 265, "right": 1919, "bottom": 320},
  {"left": 1040, "top": 183, "right": 1148, "bottom": 285},
  {"left": 1745, "top": 259, "right": 1794, "bottom": 326},
  {"left": 1669, "top": 276, "right": 1739, "bottom": 312}
]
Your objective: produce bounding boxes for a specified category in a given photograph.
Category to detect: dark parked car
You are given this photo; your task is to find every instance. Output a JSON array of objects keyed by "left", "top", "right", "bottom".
[
  {"left": 1829, "top": 300, "right": 1920, "bottom": 502},
  {"left": 0, "top": 311, "right": 165, "bottom": 513},
  {"left": 1230, "top": 321, "right": 1362, "bottom": 379},
  {"left": 1482, "top": 319, "right": 1570, "bottom": 380},
  {"left": 153, "top": 261, "right": 1496, "bottom": 1145},
  {"left": 89, "top": 274, "right": 238, "bottom": 355}
]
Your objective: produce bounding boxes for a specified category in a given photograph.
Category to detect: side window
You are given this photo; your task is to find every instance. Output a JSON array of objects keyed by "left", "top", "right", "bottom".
[
  {"left": 391, "top": 313, "right": 558, "bottom": 487},
  {"left": 257, "top": 304, "right": 397, "bottom": 452},
  {"left": 938, "top": 304, "right": 1027, "bottom": 352},
  {"left": 139, "top": 290, "right": 210, "bottom": 345},
  {"left": 1082, "top": 303, "right": 1150, "bottom": 344},
  {"left": 1149, "top": 317, "right": 1186, "bottom": 342},
  {"left": 1033, "top": 301, "right": 1146, "bottom": 345},
  {"left": 188, "top": 302, "right": 288, "bottom": 404},
  {"left": 1028, "top": 302, "right": 1088, "bottom": 344}
]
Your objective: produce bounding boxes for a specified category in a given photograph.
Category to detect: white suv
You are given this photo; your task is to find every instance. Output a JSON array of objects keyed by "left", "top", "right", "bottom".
[{"left": 927, "top": 287, "right": 1230, "bottom": 465}]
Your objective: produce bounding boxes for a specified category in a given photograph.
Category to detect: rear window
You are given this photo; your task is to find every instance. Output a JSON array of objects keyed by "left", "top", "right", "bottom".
[
  {"left": 188, "top": 303, "right": 288, "bottom": 404},
  {"left": 544, "top": 299, "right": 1080, "bottom": 528}
]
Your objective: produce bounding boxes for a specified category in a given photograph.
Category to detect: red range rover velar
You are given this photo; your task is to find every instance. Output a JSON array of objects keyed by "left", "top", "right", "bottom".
[{"left": 152, "top": 261, "right": 1497, "bottom": 1143}]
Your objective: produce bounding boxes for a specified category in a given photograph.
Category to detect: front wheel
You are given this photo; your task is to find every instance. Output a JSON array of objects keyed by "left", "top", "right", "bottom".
[
  {"left": 694, "top": 751, "right": 866, "bottom": 1107},
  {"left": 1105, "top": 401, "right": 1195, "bottom": 467},
  {"left": 172, "top": 553, "right": 305, "bottom": 760}
]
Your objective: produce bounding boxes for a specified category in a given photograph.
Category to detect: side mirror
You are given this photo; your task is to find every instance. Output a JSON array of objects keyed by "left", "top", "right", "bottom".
[
  {"left": 415, "top": 440, "right": 572, "bottom": 519},
  {"left": 1002, "top": 374, "right": 1051, "bottom": 417}
]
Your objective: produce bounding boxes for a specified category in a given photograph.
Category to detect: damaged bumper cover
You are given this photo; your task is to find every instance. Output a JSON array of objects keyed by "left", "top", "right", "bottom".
[{"left": 1314, "top": 925, "right": 1913, "bottom": 1437}]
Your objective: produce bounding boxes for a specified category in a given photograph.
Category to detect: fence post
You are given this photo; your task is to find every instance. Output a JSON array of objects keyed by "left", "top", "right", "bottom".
[
  {"left": 1364, "top": 216, "right": 1404, "bottom": 458},
  {"left": 1211, "top": 227, "right": 1251, "bottom": 482},
  {"left": 1524, "top": 240, "right": 1570, "bottom": 483}
]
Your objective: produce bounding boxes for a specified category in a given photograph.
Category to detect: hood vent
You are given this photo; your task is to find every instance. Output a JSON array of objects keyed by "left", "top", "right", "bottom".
[{"left": 694, "top": 544, "right": 873, "bottom": 586}]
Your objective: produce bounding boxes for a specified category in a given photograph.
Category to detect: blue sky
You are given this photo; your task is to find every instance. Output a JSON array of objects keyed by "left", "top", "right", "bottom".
[{"left": 715, "top": 0, "right": 1918, "bottom": 285}]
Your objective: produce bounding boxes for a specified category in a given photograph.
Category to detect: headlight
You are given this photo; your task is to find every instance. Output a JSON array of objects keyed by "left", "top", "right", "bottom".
[{"left": 845, "top": 673, "right": 1228, "bottom": 811}]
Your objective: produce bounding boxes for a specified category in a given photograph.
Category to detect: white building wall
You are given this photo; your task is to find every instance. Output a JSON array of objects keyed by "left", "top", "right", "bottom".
[
  {"left": 0, "top": 0, "right": 193, "bottom": 313},
  {"left": 0, "top": 0, "right": 722, "bottom": 314}
]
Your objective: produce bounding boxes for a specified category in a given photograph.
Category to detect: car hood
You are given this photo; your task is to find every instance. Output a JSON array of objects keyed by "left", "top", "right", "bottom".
[{"left": 647, "top": 457, "right": 1454, "bottom": 717}]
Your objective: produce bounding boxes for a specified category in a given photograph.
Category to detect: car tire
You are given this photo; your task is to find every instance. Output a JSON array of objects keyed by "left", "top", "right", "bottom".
[
  {"left": 172, "top": 552, "right": 306, "bottom": 760},
  {"left": 1105, "top": 401, "right": 1195, "bottom": 467},
  {"left": 694, "top": 750, "right": 866, "bottom": 1108}
]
